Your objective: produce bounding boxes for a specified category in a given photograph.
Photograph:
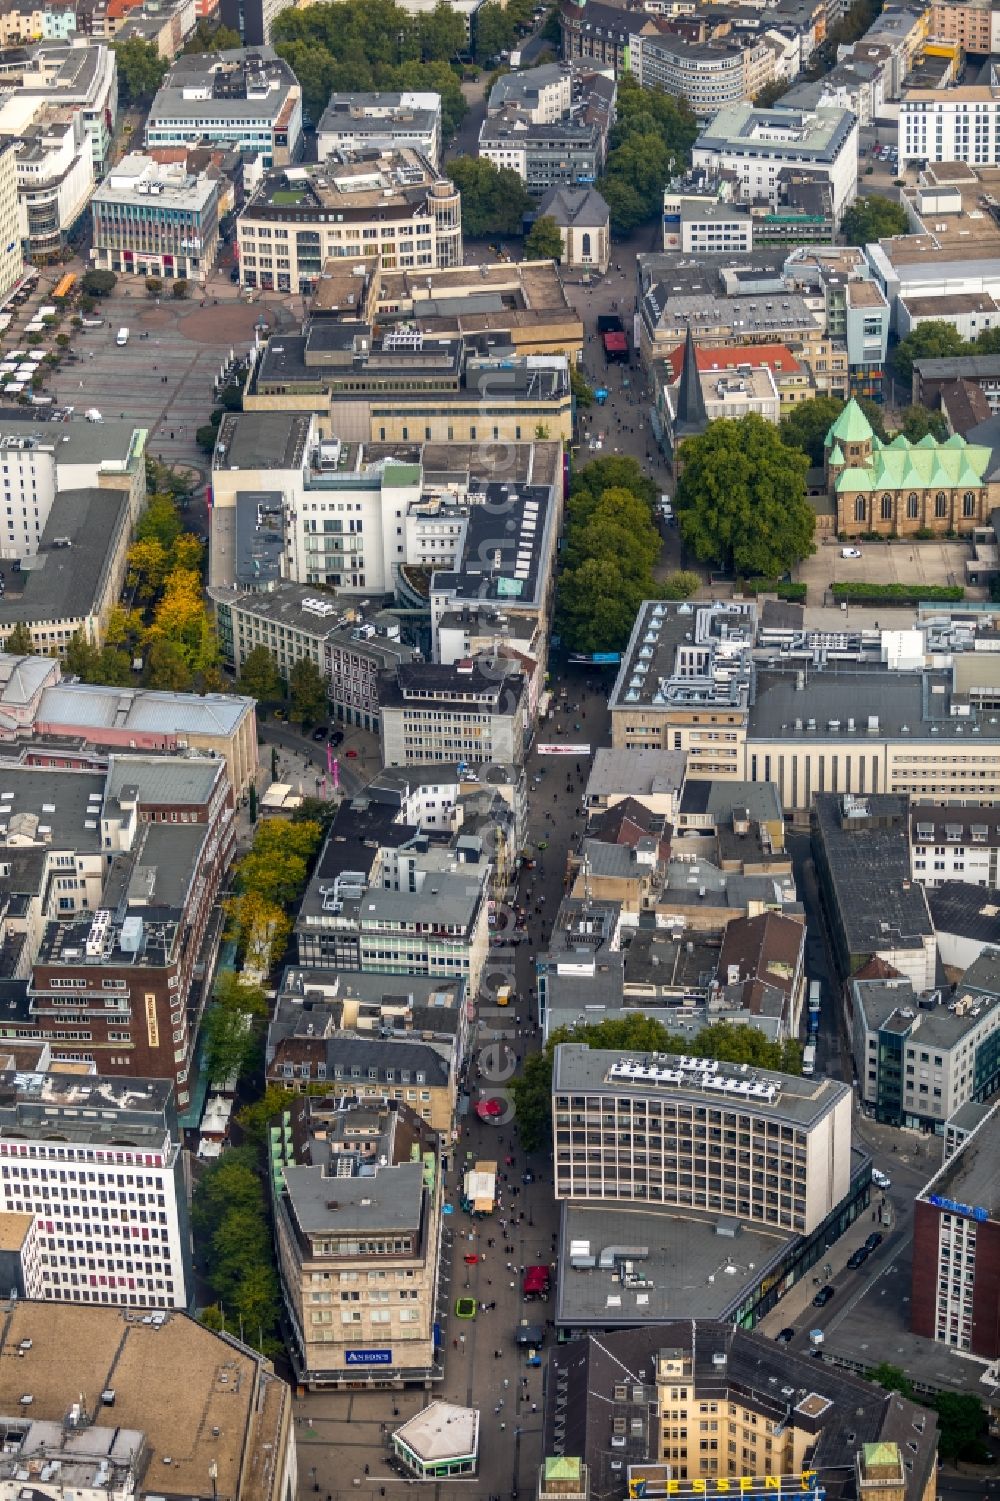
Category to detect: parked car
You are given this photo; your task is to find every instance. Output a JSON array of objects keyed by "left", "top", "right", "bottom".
[
  {"left": 841, "top": 547, "right": 862, "bottom": 559},
  {"left": 329, "top": 729, "right": 344, "bottom": 746},
  {"left": 865, "top": 1232, "right": 884, "bottom": 1252},
  {"left": 311, "top": 725, "right": 328, "bottom": 741},
  {"left": 847, "top": 1247, "right": 870, "bottom": 1270},
  {"left": 812, "top": 1285, "right": 835, "bottom": 1307},
  {"left": 872, "top": 1168, "right": 892, "bottom": 1190},
  {"left": 774, "top": 1327, "right": 795, "bottom": 1345}
]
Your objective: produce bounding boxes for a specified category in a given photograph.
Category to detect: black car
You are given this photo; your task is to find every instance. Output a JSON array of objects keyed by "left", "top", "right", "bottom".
[
  {"left": 774, "top": 1327, "right": 795, "bottom": 1345},
  {"left": 330, "top": 729, "right": 345, "bottom": 747},
  {"left": 865, "top": 1232, "right": 884, "bottom": 1252},
  {"left": 847, "top": 1248, "right": 870, "bottom": 1271},
  {"left": 812, "top": 1284, "right": 835, "bottom": 1307},
  {"left": 311, "top": 725, "right": 328, "bottom": 741}
]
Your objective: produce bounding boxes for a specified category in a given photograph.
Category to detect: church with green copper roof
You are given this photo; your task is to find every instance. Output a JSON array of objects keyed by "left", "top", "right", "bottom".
[{"left": 824, "top": 397, "right": 995, "bottom": 536}]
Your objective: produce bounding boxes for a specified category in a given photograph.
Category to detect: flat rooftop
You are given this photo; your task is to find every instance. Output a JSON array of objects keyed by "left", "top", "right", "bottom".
[
  {"left": 921, "top": 1105, "right": 1000, "bottom": 1219},
  {"left": 556, "top": 1202, "right": 792, "bottom": 1326},
  {"left": 283, "top": 1158, "right": 425, "bottom": 1233},
  {"left": 0, "top": 1302, "right": 288, "bottom": 1501},
  {"left": 0, "top": 488, "right": 129, "bottom": 627},
  {"left": 215, "top": 411, "right": 311, "bottom": 471},
  {"left": 552, "top": 1043, "right": 851, "bottom": 1129}
]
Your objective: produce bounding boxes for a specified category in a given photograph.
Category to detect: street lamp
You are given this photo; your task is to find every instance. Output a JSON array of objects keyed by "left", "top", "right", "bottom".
[{"left": 209, "top": 1462, "right": 218, "bottom": 1501}]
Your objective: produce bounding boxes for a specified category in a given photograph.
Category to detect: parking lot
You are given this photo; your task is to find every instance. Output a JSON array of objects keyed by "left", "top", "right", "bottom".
[{"left": 796, "top": 537, "right": 975, "bottom": 600}]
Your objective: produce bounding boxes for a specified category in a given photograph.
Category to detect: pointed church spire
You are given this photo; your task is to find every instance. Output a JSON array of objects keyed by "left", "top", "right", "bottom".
[{"left": 674, "top": 324, "right": 708, "bottom": 439}]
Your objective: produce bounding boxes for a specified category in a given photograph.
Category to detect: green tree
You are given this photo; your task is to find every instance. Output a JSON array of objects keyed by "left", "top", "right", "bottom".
[
  {"left": 2, "top": 622, "right": 33, "bottom": 655},
  {"left": 897, "top": 403, "right": 949, "bottom": 442},
  {"left": 183, "top": 18, "right": 242, "bottom": 50},
  {"left": 236, "top": 1084, "right": 297, "bottom": 1148},
  {"left": 932, "top": 1393, "right": 989, "bottom": 1463},
  {"left": 172, "top": 278, "right": 190, "bottom": 299},
  {"left": 475, "top": 0, "right": 515, "bottom": 60},
  {"left": 571, "top": 454, "right": 657, "bottom": 512},
  {"left": 81, "top": 269, "right": 116, "bottom": 298},
  {"left": 136, "top": 493, "right": 184, "bottom": 551},
  {"left": 196, "top": 423, "right": 220, "bottom": 454},
  {"left": 868, "top": 1363, "right": 915, "bottom": 1398},
  {"left": 840, "top": 195, "right": 909, "bottom": 246},
  {"left": 676, "top": 413, "right": 814, "bottom": 577},
  {"left": 418, "top": 1, "right": 465, "bottom": 60},
  {"left": 509, "top": 1050, "right": 553, "bottom": 1152},
  {"left": 201, "top": 1004, "right": 257, "bottom": 1087},
  {"left": 557, "top": 555, "right": 655, "bottom": 654},
  {"left": 93, "top": 646, "right": 132, "bottom": 686},
  {"left": 145, "top": 276, "right": 162, "bottom": 297},
  {"left": 192, "top": 1148, "right": 282, "bottom": 1354},
  {"left": 289, "top": 656, "right": 329, "bottom": 725},
  {"left": 238, "top": 643, "right": 284, "bottom": 702},
  {"left": 570, "top": 365, "right": 594, "bottom": 408},
  {"left": 662, "top": 568, "right": 700, "bottom": 600},
  {"left": 64, "top": 629, "right": 98, "bottom": 681},
  {"left": 525, "top": 214, "right": 563, "bottom": 261},
  {"left": 445, "top": 155, "right": 533, "bottom": 237},
  {"left": 599, "top": 77, "right": 698, "bottom": 234},
  {"left": 780, "top": 395, "right": 849, "bottom": 466},
  {"left": 143, "top": 636, "right": 194, "bottom": 691},
  {"left": 895, "top": 320, "right": 970, "bottom": 388},
  {"left": 213, "top": 969, "right": 269, "bottom": 1017},
  {"left": 113, "top": 36, "right": 168, "bottom": 105},
  {"left": 753, "top": 77, "right": 790, "bottom": 107},
  {"left": 272, "top": 0, "right": 467, "bottom": 134}
]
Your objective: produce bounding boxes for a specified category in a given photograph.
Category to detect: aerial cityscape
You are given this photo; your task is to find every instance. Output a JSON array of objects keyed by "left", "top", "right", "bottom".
[{"left": 0, "top": 0, "right": 999, "bottom": 1499}]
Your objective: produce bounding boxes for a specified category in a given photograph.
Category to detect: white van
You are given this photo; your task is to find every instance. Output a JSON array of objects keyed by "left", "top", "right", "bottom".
[{"left": 116, "top": 327, "right": 129, "bottom": 346}]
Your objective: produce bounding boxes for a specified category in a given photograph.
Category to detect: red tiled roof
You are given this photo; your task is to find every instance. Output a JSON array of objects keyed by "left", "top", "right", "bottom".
[{"left": 664, "top": 341, "right": 803, "bottom": 383}]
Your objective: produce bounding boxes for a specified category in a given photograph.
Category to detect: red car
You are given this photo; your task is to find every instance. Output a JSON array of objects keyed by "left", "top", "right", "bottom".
[{"left": 345, "top": 748, "right": 359, "bottom": 757}]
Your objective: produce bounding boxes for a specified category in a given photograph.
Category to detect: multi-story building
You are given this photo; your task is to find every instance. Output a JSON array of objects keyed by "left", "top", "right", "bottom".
[
  {"left": 271, "top": 1092, "right": 443, "bottom": 1388},
  {"left": 294, "top": 801, "right": 490, "bottom": 994},
  {"left": 0, "top": 1302, "right": 295, "bottom": 1501},
  {"left": 145, "top": 49, "right": 302, "bottom": 168},
  {"left": 317, "top": 92, "right": 442, "bottom": 170},
  {"left": 0, "top": 142, "right": 22, "bottom": 303},
  {"left": 0, "top": 488, "right": 133, "bottom": 657},
  {"left": 545, "top": 1324, "right": 937, "bottom": 1501},
  {"left": 8, "top": 103, "right": 94, "bottom": 258},
  {"left": 0, "top": 2, "right": 78, "bottom": 45},
  {"left": 0, "top": 1069, "right": 192, "bottom": 1307},
  {"left": 910, "top": 804, "right": 1000, "bottom": 887},
  {"left": 90, "top": 152, "right": 221, "bottom": 284},
  {"left": 552, "top": 1043, "right": 853, "bottom": 1235},
  {"left": 478, "top": 62, "right": 613, "bottom": 195},
  {"left": 207, "top": 419, "right": 562, "bottom": 658},
  {"left": 237, "top": 151, "right": 461, "bottom": 292},
  {"left": 559, "top": 0, "right": 642, "bottom": 77},
  {"left": 267, "top": 965, "right": 467, "bottom": 1098},
  {"left": 243, "top": 329, "right": 572, "bottom": 444},
  {"left": 210, "top": 583, "right": 414, "bottom": 731},
  {"left": 0, "top": 756, "right": 236, "bottom": 1108},
  {"left": 899, "top": 76, "right": 1000, "bottom": 166},
  {"left": 0, "top": 655, "right": 258, "bottom": 798},
  {"left": 813, "top": 792, "right": 936, "bottom": 990},
  {"left": 478, "top": 116, "right": 605, "bottom": 195},
  {"left": 0, "top": 39, "right": 118, "bottom": 173},
  {"left": 912, "top": 1096, "right": 1000, "bottom": 1355},
  {"left": 849, "top": 956, "right": 1000, "bottom": 1132},
  {"left": 379, "top": 661, "right": 529, "bottom": 767},
  {"left": 0, "top": 418, "right": 146, "bottom": 563},
  {"left": 635, "top": 33, "right": 775, "bottom": 119},
  {"left": 928, "top": 0, "right": 1000, "bottom": 55},
  {"left": 693, "top": 104, "right": 859, "bottom": 218},
  {"left": 608, "top": 600, "right": 755, "bottom": 779}
]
